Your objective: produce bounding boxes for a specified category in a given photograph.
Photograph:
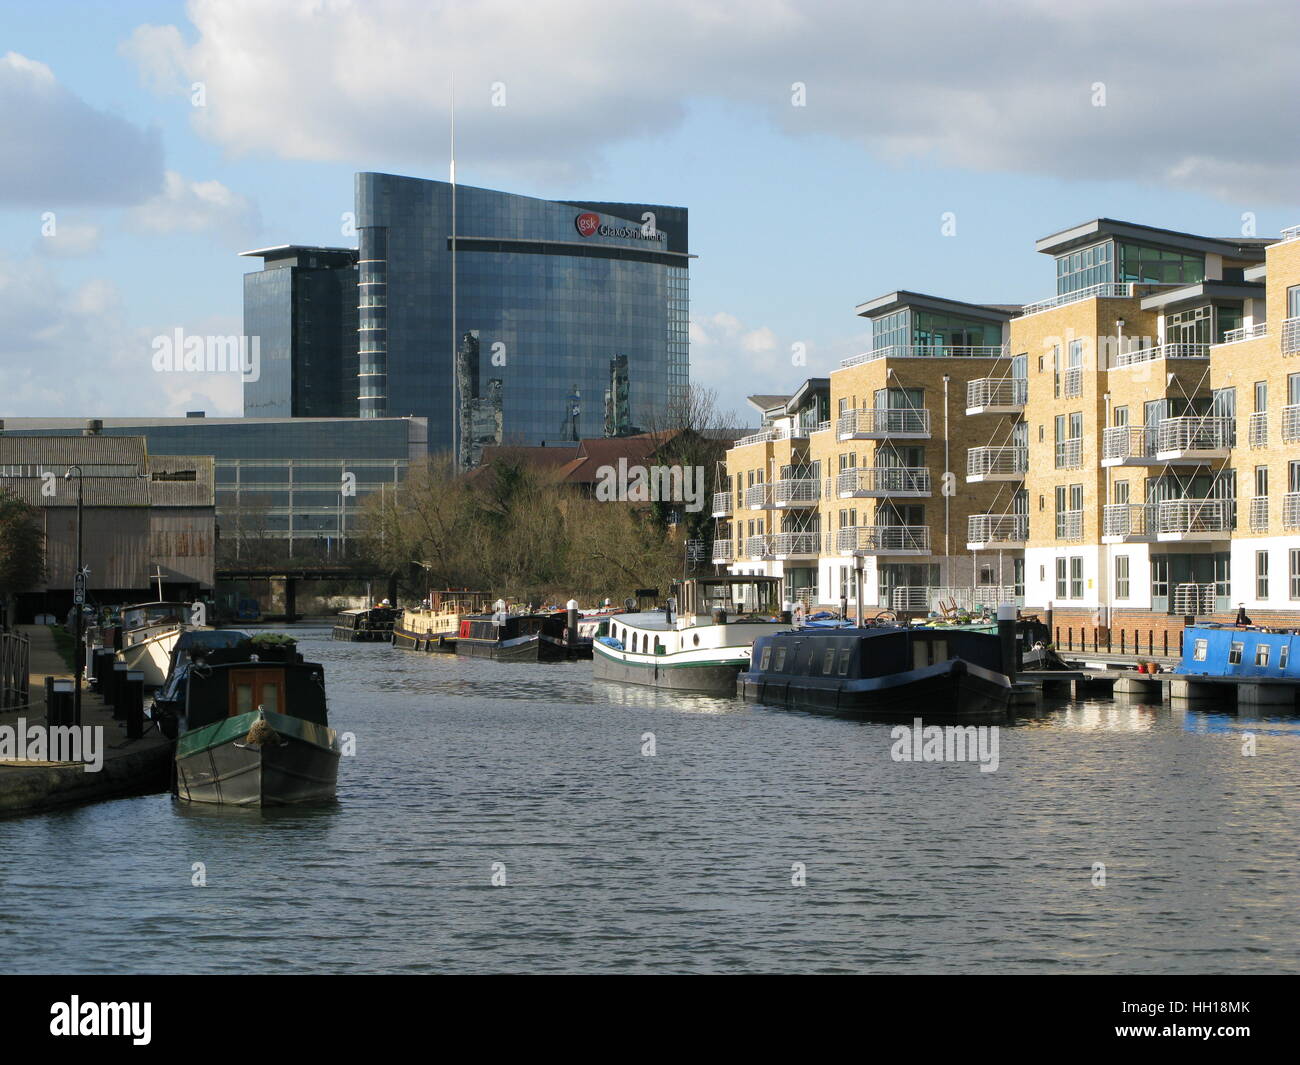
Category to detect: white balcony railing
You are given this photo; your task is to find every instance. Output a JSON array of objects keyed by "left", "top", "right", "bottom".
[
  {"left": 835, "top": 525, "right": 931, "bottom": 554},
  {"left": 967, "top": 445, "right": 1029, "bottom": 479},
  {"left": 1062, "top": 366, "right": 1083, "bottom": 398},
  {"left": 1283, "top": 316, "right": 1300, "bottom": 356},
  {"left": 835, "top": 407, "right": 931, "bottom": 438},
  {"left": 1249, "top": 497, "right": 1269, "bottom": 533},
  {"left": 1102, "top": 503, "right": 1155, "bottom": 540},
  {"left": 1156, "top": 498, "right": 1234, "bottom": 537},
  {"left": 1284, "top": 493, "right": 1300, "bottom": 530},
  {"left": 1283, "top": 405, "right": 1300, "bottom": 443},
  {"left": 1281, "top": 224, "right": 1300, "bottom": 243},
  {"left": 1102, "top": 425, "right": 1155, "bottom": 464},
  {"left": 839, "top": 343, "right": 1007, "bottom": 369},
  {"left": 1173, "top": 583, "right": 1216, "bottom": 616},
  {"left": 770, "top": 478, "right": 820, "bottom": 507},
  {"left": 1112, "top": 342, "right": 1210, "bottom": 367},
  {"left": 1054, "top": 438, "right": 1083, "bottom": 469},
  {"left": 966, "top": 377, "right": 1027, "bottom": 411},
  {"left": 771, "top": 531, "right": 819, "bottom": 558},
  {"left": 836, "top": 467, "right": 931, "bottom": 497},
  {"left": 731, "top": 425, "right": 813, "bottom": 449},
  {"left": 745, "top": 534, "right": 773, "bottom": 559},
  {"left": 1055, "top": 510, "right": 1084, "bottom": 541},
  {"left": 1248, "top": 411, "right": 1268, "bottom": 448},
  {"left": 1156, "top": 415, "right": 1234, "bottom": 454},
  {"left": 966, "top": 513, "right": 1028, "bottom": 546},
  {"left": 744, "top": 483, "right": 770, "bottom": 509},
  {"left": 1219, "top": 322, "right": 1268, "bottom": 345},
  {"left": 1019, "top": 283, "right": 1134, "bottom": 317},
  {"left": 711, "top": 491, "right": 733, "bottom": 517},
  {"left": 711, "top": 540, "right": 734, "bottom": 563},
  {"left": 882, "top": 585, "right": 1022, "bottom": 614}
]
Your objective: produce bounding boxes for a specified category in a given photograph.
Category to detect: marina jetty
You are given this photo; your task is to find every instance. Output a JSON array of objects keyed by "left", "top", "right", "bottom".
[{"left": 0, "top": 626, "right": 171, "bottom": 817}]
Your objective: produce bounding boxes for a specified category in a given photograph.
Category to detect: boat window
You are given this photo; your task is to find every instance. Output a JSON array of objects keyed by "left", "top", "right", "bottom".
[
  {"left": 822, "top": 648, "right": 835, "bottom": 675},
  {"left": 1228, "top": 642, "right": 1243, "bottom": 665},
  {"left": 1255, "top": 644, "right": 1270, "bottom": 667},
  {"left": 837, "top": 648, "right": 850, "bottom": 675},
  {"left": 760, "top": 646, "right": 772, "bottom": 670},
  {"left": 1192, "top": 638, "right": 1208, "bottom": 662},
  {"left": 235, "top": 682, "right": 254, "bottom": 716},
  {"left": 912, "top": 642, "right": 928, "bottom": 670},
  {"left": 694, "top": 634, "right": 700, "bottom": 646},
  {"left": 1280, "top": 645, "right": 1290, "bottom": 669},
  {"left": 774, "top": 647, "right": 787, "bottom": 671},
  {"left": 933, "top": 640, "right": 947, "bottom": 663},
  {"left": 260, "top": 682, "right": 280, "bottom": 712}
]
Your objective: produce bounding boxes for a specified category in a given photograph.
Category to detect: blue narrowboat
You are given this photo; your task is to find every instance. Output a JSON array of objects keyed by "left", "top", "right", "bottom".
[{"left": 1176, "top": 625, "right": 1300, "bottom": 681}]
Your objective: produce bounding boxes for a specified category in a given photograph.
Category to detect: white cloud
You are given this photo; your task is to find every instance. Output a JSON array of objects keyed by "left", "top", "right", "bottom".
[
  {"left": 0, "top": 253, "right": 242, "bottom": 417},
  {"left": 0, "top": 51, "right": 164, "bottom": 206},
  {"left": 122, "top": 0, "right": 1300, "bottom": 201},
  {"left": 125, "top": 170, "right": 259, "bottom": 242},
  {"left": 33, "top": 220, "right": 102, "bottom": 258}
]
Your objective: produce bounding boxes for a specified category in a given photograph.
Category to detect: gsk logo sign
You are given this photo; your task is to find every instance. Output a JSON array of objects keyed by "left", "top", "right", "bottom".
[{"left": 574, "top": 212, "right": 601, "bottom": 238}]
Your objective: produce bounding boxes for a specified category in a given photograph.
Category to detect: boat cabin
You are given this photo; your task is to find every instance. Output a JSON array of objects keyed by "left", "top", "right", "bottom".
[
  {"left": 1177, "top": 624, "right": 1300, "bottom": 679},
  {"left": 674, "top": 576, "right": 783, "bottom": 620},
  {"left": 750, "top": 625, "right": 1007, "bottom": 681}
]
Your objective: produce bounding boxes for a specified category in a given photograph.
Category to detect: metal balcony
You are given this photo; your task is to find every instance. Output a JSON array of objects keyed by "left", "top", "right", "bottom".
[
  {"left": 1283, "top": 316, "right": 1300, "bottom": 356},
  {"left": 711, "top": 540, "right": 734, "bottom": 564},
  {"left": 1019, "top": 283, "right": 1134, "bottom": 317},
  {"left": 770, "top": 532, "right": 819, "bottom": 559},
  {"left": 1249, "top": 497, "right": 1269, "bottom": 533},
  {"left": 1219, "top": 322, "right": 1268, "bottom": 345},
  {"left": 744, "top": 534, "right": 773, "bottom": 559},
  {"left": 1101, "top": 503, "right": 1155, "bottom": 543},
  {"left": 965, "top": 377, "right": 1027, "bottom": 415},
  {"left": 1062, "top": 366, "right": 1083, "bottom": 398},
  {"left": 1101, "top": 426, "right": 1156, "bottom": 466},
  {"left": 711, "top": 491, "right": 733, "bottom": 517},
  {"left": 1112, "top": 342, "right": 1211, "bottom": 367},
  {"left": 836, "top": 466, "right": 931, "bottom": 498},
  {"left": 1054, "top": 438, "right": 1083, "bottom": 469},
  {"left": 834, "top": 525, "right": 931, "bottom": 555},
  {"left": 1054, "top": 510, "right": 1084, "bottom": 542},
  {"left": 967, "top": 445, "right": 1029, "bottom": 482},
  {"left": 770, "top": 478, "right": 820, "bottom": 507},
  {"left": 1248, "top": 411, "right": 1268, "bottom": 448},
  {"left": 835, "top": 407, "right": 931, "bottom": 440},
  {"left": 1155, "top": 498, "right": 1233, "bottom": 541},
  {"left": 744, "top": 483, "right": 771, "bottom": 509},
  {"left": 1283, "top": 404, "right": 1300, "bottom": 443},
  {"left": 965, "top": 513, "right": 1028, "bottom": 550},
  {"left": 1173, "top": 583, "right": 1216, "bottom": 617},
  {"left": 839, "top": 343, "right": 1008, "bottom": 368},
  {"left": 1285, "top": 493, "right": 1300, "bottom": 530},
  {"left": 1155, "top": 415, "right": 1234, "bottom": 461}
]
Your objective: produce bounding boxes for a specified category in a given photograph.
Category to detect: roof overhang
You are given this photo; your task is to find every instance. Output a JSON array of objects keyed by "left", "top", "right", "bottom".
[
  {"left": 1139, "top": 280, "right": 1266, "bottom": 311},
  {"left": 1035, "top": 218, "right": 1273, "bottom": 261},
  {"left": 854, "top": 290, "right": 1013, "bottom": 323}
]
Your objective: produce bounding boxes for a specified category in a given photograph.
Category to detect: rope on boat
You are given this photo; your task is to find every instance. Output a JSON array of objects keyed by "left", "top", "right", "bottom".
[{"left": 244, "top": 716, "right": 279, "bottom": 747}]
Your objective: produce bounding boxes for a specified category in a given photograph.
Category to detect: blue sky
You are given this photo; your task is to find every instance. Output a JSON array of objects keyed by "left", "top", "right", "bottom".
[{"left": 2, "top": 0, "right": 1297, "bottom": 424}]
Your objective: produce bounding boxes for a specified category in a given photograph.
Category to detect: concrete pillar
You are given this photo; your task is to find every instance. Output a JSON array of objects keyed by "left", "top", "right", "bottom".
[
  {"left": 1113, "top": 676, "right": 1162, "bottom": 697},
  {"left": 1237, "top": 683, "right": 1298, "bottom": 708},
  {"left": 285, "top": 578, "right": 298, "bottom": 622},
  {"left": 1169, "top": 678, "right": 1217, "bottom": 702}
]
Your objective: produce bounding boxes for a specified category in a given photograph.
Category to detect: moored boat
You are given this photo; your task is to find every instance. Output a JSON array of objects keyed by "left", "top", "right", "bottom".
[
  {"left": 116, "top": 601, "right": 194, "bottom": 687},
  {"left": 152, "top": 632, "right": 340, "bottom": 807},
  {"left": 331, "top": 605, "right": 400, "bottom": 642},
  {"left": 592, "top": 576, "right": 789, "bottom": 693},
  {"left": 738, "top": 623, "right": 1014, "bottom": 718},
  {"left": 392, "top": 590, "right": 490, "bottom": 653},
  {"left": 455, "top": 605, "right": 586, "bottom": 662}
]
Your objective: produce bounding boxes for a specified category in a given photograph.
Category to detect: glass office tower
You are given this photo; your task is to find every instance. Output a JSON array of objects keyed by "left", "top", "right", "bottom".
[{"left": 354, "top": 173, "right": 690, "bottom": 452}]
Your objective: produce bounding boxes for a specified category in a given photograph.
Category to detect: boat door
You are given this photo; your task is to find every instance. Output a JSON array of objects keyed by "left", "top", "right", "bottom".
[{"left": 229, "top": 669, "right": 285, "bottom": 717}]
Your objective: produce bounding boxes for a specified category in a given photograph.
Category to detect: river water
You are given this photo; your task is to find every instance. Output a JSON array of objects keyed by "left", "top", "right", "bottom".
[{"left": 2, "top": 625, "right": 1297, "bottom": 974}]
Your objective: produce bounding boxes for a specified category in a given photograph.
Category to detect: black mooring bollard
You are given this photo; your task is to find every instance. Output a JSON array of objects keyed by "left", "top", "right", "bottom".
[
  {"left": 997, "top": 603, "right": 1018, "bottom": 679},
  {"left": 123, "top": 670, "right": 145, "bottom": 739},
  {"left": 50, "top": 679, "right": 74, "bottom": 728},
  {"left": 110, "top": 663, "right": 130, "bottom": 719}
]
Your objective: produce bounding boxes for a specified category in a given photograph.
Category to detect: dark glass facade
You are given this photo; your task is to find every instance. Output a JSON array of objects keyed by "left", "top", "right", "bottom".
[
  {"left": 242, "top": 246, "right": 359, "bottom": 418},
  {"left": 354, "top": 174, "right": 689, "bottom": 451}
]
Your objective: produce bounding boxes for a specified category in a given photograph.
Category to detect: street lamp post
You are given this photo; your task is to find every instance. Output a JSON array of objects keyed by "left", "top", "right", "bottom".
[{"left": 65, "top": 465, "right": 84, "bottom": 726}]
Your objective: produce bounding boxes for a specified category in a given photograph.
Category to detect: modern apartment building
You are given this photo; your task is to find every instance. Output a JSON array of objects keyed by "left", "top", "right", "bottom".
[{"left": 717, "top": 217, "right": 1300, "bottom": 629}]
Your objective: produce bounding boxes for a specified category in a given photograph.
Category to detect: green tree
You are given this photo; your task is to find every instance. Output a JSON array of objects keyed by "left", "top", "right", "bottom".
[{"left": 0, "top": 490, "right": 45, "bottom": 625}]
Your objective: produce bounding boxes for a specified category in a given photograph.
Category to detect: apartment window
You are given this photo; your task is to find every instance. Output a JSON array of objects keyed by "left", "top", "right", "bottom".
[
  {"left": 1065, "top": 340, "right": 1084, "bottom": 397},
  {"left": 1069, "top": 557, "right": 1084, "bottom": 599},
  {"left": 1152, "top": 556, "right": 1169, "bottom": 602},
  {"left": 1070, "top": 483, "right": 1083, "bottom": 512},
  {"left": 1113, "top": 406, "right": 1128, "bottom": 427},
  {"left": 1257, "top": 551, "right": 1270, "bottom": 599},
  {"left": 1013, "top": 557, "right": 1025, "bottom": 598},
  {"left": 1114, "top": 481, "right": 1130, "bottom": 505},
  {"left": 1291, "top": 548, "right": 1300, "bottom": 600},
  {"left": 1289, "top": 285, "right": 1300, "bottom": 319},
  {"left": 1052, "top": 344, "right": 1061, "bottom": 397},
  {"left": 1255, "top": 381, "right": 1268, "bottom": 412},
  {"left": 1037, "top": 355, "right": 1044, "bottom": 373},
  {"left": 1055, "top": 557, "right": 1067, "bottom": 600},
  {"left": 1256, "top": 466, "right": 1269, "bottom": 497},
  {"left": 1115, "top": 555, "right": 1130, "bottom": 599}
]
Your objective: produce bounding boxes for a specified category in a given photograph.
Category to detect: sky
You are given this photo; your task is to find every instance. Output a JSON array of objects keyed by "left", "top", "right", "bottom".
[{"left": 2, "top": 0, "right": 1297, "bottom": 426}]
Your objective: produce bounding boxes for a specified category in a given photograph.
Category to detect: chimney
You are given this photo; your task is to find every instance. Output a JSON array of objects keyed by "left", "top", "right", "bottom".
[{"left": 83, "top": 419, "right": 103, "bottom": 436}]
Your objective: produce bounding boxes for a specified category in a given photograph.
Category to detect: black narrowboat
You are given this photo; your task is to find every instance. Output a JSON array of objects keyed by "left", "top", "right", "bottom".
[
  {"left": 455, "top": 610, "right": 588, "bottom": 662},
  {"left": 331, "top": 606, "right": 400, "bottom": 642},
  {"left": 738, "top": 624, "right": 1014, "bottom": 718}
]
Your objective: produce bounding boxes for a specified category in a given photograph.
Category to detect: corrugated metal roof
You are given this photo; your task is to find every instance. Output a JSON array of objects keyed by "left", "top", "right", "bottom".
[
  {"left": 2, "top": 477, "right": 151, "bottom": 507},
  {"left": 0, "top": 435, "right": 146, "bottom": 466},
  {"left": 147, "top": 455, "right": 215, "bottom": 506}
]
